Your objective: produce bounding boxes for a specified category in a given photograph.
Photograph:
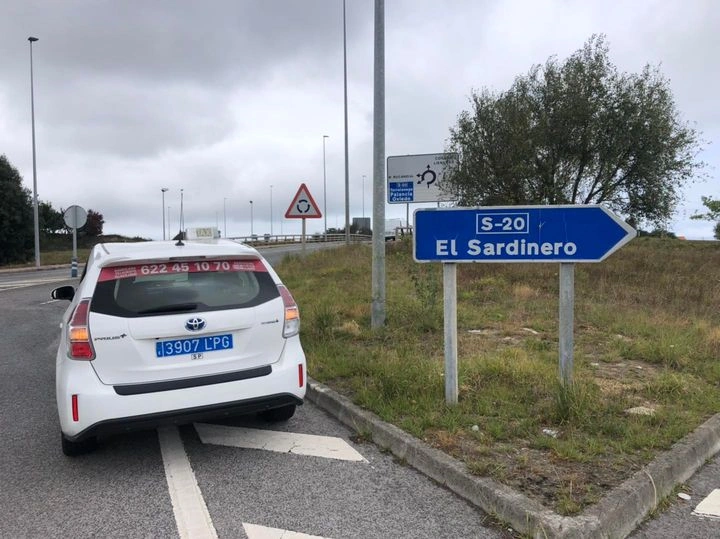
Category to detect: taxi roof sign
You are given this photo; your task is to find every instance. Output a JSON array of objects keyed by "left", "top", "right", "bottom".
[{"left": 285, "top": 183, "right": 322, "bottom": 219}]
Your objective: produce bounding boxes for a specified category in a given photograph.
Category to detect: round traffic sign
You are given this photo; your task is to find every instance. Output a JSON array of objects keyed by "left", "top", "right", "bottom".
[{"left": 63, "top": 205, "right": 88, "bottom": 229}]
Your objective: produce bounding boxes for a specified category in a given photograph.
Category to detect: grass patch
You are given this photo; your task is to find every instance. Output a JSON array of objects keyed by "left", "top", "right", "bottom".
[{"left": 278, "top": 238, "right": 720, "bottom": 513}]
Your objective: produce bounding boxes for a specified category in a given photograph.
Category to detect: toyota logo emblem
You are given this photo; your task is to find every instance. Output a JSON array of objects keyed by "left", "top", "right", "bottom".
[{"left": 185, "top": 317, "right": 206, "bottom": 332}]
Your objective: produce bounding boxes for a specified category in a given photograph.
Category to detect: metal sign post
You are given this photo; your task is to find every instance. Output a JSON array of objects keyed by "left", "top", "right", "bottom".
[
  {"left": 63, "top": 205, "right": 87, "bottom": 278},
  {"left": 302, "top": 218, "right": 307, "bottom": 251},
  {"left": 414, "top": 205, "right": 636, "bottom": 402},
  {"left": 559, "top": 263, "right": 575, "bottom": 386},
  {"left": 443, "top": 263, "right": 458, "bottom": 404}
]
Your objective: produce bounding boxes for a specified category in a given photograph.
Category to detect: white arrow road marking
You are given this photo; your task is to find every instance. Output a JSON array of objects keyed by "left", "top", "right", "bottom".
[
  {"left": 194, "top": 423, "right": 367, "bottom": 462},
  {"left": 243, "top": 523, "right": 330, "bottom": 539},
  {"left": 158, "top": 426, "right": 218, "bottom": 539},
  {"left": 693, "top": 489, "right": 720, "bottom": 519}
]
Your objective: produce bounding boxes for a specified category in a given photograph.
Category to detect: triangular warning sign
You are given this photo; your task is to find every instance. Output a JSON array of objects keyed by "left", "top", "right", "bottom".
[{"left": 285, "top": 183, "right": 322, "bottom": 219}]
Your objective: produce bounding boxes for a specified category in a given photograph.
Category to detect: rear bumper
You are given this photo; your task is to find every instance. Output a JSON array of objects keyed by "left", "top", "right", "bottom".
[
  {"left": 57, "top": 344, "right": 306, "bottom": 440},
  {"left": 64, "top": 392, "right": 303, "bottom": 442}
]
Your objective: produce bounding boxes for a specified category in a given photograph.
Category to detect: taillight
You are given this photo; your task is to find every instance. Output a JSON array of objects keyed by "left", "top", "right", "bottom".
[
  {"left": 72, "top": 394, "right": 79, "bottom": 422},
  {"left": 277, "top": 285, "right": 300, "bottom": 338},
  {"left": 298, "top": 364, "right": 304, "bottom": 388},
  {"left": 68, "top": 299, "right": 95, "bottom": 360}
]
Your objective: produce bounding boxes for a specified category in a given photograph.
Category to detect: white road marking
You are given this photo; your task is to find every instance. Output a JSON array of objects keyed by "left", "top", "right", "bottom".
[
  {"left": 158, "top": 426, "right": 218, "bottom": 539},
  {"left": 243, "top": 523, "right": 330, "bottom": 539},
  {"left": 0, "top": 277, "right": 70, "bottom": 292},
  {"left": 693, "top": 488, "right": 720, "bottom": 519},
  {"left": 194, "top": 423, "right": 367, "bottom": 462}
]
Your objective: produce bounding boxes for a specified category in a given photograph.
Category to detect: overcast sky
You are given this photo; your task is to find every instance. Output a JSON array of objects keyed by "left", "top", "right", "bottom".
[{"left": 1, "top": 0, "right": 717, "bottom": 240}]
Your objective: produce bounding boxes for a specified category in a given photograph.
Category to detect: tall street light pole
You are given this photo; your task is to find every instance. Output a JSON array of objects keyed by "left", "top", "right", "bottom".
[
  {"left": 161, "top": 188, "right": 169, "bottom": 240},
  {"left": 28, "top": 36, "right": 40, "bottom": 268},
  {"left": 270, "top": 184, "right": 273, "bottom": 236},
  {"left": 322, "top": 135, "right": 329, "bottom": 237},
  {"left": 362, "top": 174, "right": 366, "bottom": 218},
  {"left": 343, "top": 0, "right": 350, "bottom": 245},
  {"left": 249, "top": 200, "right": 254, "bottom": 237},
  {"left": 223, "top": 197, "right": 227, "bottom": 238},
  {"left": 371, "top": 0, "right": 386, "bottom": 329}
]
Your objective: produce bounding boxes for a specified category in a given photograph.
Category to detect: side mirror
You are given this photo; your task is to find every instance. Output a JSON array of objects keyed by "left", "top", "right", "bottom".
[{"left": 51, "top": 285, "right": 75, "bottom": 301}]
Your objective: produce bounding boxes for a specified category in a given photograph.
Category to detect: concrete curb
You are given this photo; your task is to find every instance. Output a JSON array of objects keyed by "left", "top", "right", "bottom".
[{"left": 306, "top": 378, "right": 720, "bottom": 538}]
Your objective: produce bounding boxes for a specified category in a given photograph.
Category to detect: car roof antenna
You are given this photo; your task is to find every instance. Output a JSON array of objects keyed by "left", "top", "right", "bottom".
[{"left": 175, "top": 188, "right": 185, "bottom": 246}]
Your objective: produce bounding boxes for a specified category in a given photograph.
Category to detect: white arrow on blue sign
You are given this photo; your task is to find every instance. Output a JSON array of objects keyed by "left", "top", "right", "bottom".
[{"left": 414, "top": 205, "right": 636, "bottom": 263}]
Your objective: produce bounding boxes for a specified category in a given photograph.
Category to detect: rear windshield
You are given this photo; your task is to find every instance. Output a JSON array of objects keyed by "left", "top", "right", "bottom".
[{"left": 90, "top": 259, "right": 280, "bottom": 318}]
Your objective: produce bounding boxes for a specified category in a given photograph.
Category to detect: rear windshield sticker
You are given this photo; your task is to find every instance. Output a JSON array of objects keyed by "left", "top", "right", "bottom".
[{"left": 98, "top": 259, "right": 267, "bottom": 282}]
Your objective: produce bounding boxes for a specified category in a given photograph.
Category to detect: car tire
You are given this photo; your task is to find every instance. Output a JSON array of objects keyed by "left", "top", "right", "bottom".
[
  {"left": 259, "top": 404, "right": 296, "bottom": 422},
  {"left": 61, "top": 433, "right": 97, "bottom": 457}
]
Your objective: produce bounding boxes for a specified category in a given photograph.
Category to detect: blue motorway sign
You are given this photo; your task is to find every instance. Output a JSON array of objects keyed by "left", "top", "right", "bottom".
[
  {"left": 388, "top": 181, "right": 414, "bottom": 203},
  {"left": 414, "top": 205, "right": 636, "bottom": 263}
]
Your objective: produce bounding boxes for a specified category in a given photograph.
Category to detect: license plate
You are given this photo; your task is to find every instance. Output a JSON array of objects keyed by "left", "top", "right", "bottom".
[{"left": 156, "top": 334, "right": 233, "bottom": 358}]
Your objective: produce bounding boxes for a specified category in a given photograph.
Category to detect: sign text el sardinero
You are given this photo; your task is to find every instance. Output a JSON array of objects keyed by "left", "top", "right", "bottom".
[{"left": 414, "top": 205, "right": 636, "bottom": 264}]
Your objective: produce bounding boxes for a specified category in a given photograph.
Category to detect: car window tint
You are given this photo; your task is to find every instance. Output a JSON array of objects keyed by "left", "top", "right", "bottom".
[{"left": 90, "top": 260, "right": 279, "bottom": 317}]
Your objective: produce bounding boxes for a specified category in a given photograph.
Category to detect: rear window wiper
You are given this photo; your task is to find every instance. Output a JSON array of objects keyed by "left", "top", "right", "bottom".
[{"left": 138, "top": 303, "right": 200, "bottom": 315}]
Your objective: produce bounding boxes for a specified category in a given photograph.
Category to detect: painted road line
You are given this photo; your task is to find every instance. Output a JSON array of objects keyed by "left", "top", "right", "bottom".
[
  {"left": 243, "top": 523, "right": 330, "bottom": 539},
  {"left": 0, "top": 277, "right": 70, "bottom": 292},
  {"left": 194, "top": 423, "right": 367, "bottom": 462},
  {"left": 693, "top": 488, "right": 720, "bottom": 519},
  {"left": 158, "top": 426, "right": 218, "bottom": 539}
]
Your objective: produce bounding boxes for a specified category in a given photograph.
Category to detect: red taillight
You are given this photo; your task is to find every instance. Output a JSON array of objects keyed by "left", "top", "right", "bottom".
[
  {"left": 71, "top": 394, "right": 79, "bottom": 422},
  {"left": 298, "top": 364, "right": 304, "bottom": 388},
  {"left": 68, "top": 299, "right": 95, "bottom": 360},
  {"left": 278, "top": 285, "right": 300, "bottom": 338}
]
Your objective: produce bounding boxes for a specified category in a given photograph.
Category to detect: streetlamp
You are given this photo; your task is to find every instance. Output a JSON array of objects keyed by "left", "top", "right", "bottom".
[
  {"left": 362, "top": 175, "right": 366, "bottom": 218},
  {"left": 270, "top": 184, "right": 273, "bottom": 236},
  {"left": 323, "top": 135, "right": 329, "bottom": 237},
  {"left": 249, "top": 200, "right": 254, "bottom": 237},
  {"left": 28, "top": 36, "right": 40, "bottom": 268},
  {"left": 167, "top": 206, "right": 172, "bottom": 237},
  {"left": 343, "top": 0, "right": 350, "bottom": 245},
  {"left": 161, "top": 188, "right": 169, "bottom": 240},
  {"left": 223, "top": 197, "right": 227, "bottom": 238}
]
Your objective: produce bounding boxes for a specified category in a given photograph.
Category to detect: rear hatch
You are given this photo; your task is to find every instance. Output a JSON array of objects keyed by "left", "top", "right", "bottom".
[{"left": 87, "top": 258, "right": 285, "bottom": 385}]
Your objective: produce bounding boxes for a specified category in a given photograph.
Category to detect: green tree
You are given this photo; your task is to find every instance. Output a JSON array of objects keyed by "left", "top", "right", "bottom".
[
  {"left": 81, "top": 209, "right": 104, "bottom": 237},
  {"left": 0, "top": 155, "right": 33, "bottom": 264},
  {"left": 39, "top": 201, "right": 68, "bottom": 234},
  {"left": 446, "top": 35, "right": 705, "bottom": 226},
  {"left": 690, "top": 196, "right": 720, "bottom": 239}
]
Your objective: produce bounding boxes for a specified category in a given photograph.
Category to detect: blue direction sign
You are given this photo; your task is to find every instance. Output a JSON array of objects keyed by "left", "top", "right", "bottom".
[{"left": 414, "top": 205, "right": 636, "bottom": 263}]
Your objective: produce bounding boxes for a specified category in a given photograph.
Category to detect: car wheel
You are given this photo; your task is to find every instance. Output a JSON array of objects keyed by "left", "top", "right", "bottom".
[
  {"left": 61, "top": 433, "right": 97, "bottom": 456},
  {"left": 259, "top": 404, "right": 296, "bottom": 422}
]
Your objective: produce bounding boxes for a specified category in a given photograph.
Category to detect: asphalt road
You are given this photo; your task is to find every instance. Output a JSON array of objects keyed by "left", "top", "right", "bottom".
[
  {"left": 629, "top": 455, "right": 720, "bottom": 538},
  {"left": 3, "top": 246, "right": 718, "bottom": 538},
  {"left": 0, "top": 267, "right": 511, "bottom": 539}
]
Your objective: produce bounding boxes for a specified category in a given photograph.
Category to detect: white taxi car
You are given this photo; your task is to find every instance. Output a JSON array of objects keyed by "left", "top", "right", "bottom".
[{"left": 51, "top": 239, "right": 306, "bottom": 456}]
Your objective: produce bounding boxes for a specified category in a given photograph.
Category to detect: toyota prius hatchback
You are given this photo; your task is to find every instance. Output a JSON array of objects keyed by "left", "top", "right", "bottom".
[{"left": 51, "top": 239, "right": 306, "bottom": 456}]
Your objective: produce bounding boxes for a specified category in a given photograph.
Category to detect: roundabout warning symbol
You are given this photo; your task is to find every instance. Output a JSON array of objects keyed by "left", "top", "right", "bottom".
[{"left": 285, "top": 183, "right": 322, "bottom": 219}]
